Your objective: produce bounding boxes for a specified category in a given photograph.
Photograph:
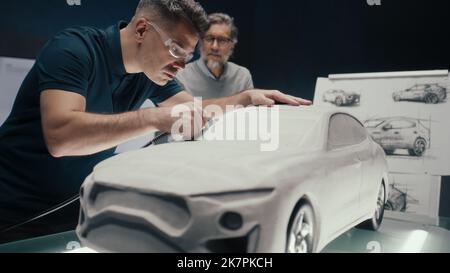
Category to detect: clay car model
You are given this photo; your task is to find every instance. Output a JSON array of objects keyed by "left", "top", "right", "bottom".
[
  {"left": 364, "top": 117, "right": 430, "bottom": 157},
  {"left": 322, "top": 89, "right": 361, "bottom": 106},
  {"left": 392, "top": 84, "right": 447, "bottom": 104},
  {"left": 76, "top": 106, "right": 389, "bottom": 253}
]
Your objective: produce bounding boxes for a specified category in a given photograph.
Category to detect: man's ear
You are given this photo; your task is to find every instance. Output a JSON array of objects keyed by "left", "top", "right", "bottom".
[{"left": 134, "top": 19, "right": 147, "bottom": 43}]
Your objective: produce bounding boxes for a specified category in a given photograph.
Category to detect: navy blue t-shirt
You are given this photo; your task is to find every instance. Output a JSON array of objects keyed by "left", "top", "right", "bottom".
[{"left": 0, "top": 21, "right": 183, "bottom": 226}]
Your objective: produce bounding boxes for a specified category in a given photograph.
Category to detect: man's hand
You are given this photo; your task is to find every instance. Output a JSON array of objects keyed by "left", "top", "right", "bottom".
[{"left": 243, "top": 89, "right": 313, "bottom": 107}]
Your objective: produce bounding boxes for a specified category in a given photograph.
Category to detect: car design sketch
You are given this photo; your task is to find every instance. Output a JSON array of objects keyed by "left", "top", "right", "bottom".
[
  {"left": 76, "top": 106, "right": 389, "bottom": 253},
  {"left": 322, "top": 89, "right": 361, "bottom": 107},
  {"left": 385, "top": 184, "right": 420, "bottom": 213},
  {"left": 364, "top": 117, "right": 431, "bottom": 157},
  {"left": 385, "top": 184, "right": 407, "bottom": 212},
  {"left": 392, "top": 84, "right": 447, "bottom": 104}
]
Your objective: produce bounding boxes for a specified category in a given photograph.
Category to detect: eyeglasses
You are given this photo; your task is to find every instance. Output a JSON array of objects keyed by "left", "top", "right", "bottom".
[
  {"left": 146, "top": 20, "right": 194, "bottom": 63},
  {"left": 203, "top": 35, "right": 233, "bottom": 47}
]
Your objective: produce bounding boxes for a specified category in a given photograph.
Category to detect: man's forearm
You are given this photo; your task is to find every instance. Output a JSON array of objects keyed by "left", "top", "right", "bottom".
[{"left": 44, "top": 107, "right": 163, "bottom": 157}]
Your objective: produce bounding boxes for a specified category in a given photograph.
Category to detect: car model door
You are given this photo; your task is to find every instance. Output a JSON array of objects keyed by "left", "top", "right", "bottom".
[{"left": 319, "top": 114, "right": 366, "bottom": 237}]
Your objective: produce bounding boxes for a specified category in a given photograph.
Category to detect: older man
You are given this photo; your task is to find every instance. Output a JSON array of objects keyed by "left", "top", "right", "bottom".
[
  {"left": 177, "top": 13, "right": 254, "bottom": 99},
  {"left": 0, "top": 0, "right": 310, "bottom": 243}
]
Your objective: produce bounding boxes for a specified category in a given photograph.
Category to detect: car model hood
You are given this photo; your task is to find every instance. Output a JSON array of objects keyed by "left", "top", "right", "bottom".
[{"left": 89, "top": 141, "right": 308, "bottom": 196}]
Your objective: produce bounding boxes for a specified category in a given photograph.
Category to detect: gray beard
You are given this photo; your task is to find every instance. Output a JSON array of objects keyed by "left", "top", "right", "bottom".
[{"left": 205, "top": 59, "right": 224, "bottom": 71}]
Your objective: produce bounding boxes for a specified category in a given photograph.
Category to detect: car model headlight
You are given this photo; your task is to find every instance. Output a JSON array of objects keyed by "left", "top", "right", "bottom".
[{"left": 193, "top": 188, "right": 275, "bottom": 203}]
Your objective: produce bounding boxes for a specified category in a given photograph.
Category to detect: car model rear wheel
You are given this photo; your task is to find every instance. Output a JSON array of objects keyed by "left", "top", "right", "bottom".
[
  {"left": 357, "top": 182, "right": 386, "bottom": 231},
  {"left": 393, "top": 95, "right": 401, "bottom": 102},
  {"left": 385, "top": 150, "right": 395, "bottom": 156},
  {"left": 425, "top": 93, "right": 439, "bottom": 104},
  {"left": 286, "top": 203, "right": 315, "bottom": 253},
  {"left": 335, "top": 97, "right": 344, "bottom": 106},
  {"left": 409, "top": 138, "right": 427, "bottom": 157}
]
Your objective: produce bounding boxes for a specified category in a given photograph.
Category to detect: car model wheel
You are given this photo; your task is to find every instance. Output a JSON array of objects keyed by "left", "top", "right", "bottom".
[
  {"left": 357, "top": 182, "right": 386, "bottom": 231},
  {"left": 425, "top": 93, "right": 439, "bottom": 104},
  {"left": 335, "top": 97, "right": 344, "bottom": 106},
  {"left": 393, "top": 95, "right": 401, "bottom": 102},
  {"left": 286, "top": 203, "right": 315, "bottom": 253},
  {"left": 409, "top": 138, "right": 427, "bottom": 157},
  {"left": 384, "top": 150, "right": 395, "bottom": 156}
]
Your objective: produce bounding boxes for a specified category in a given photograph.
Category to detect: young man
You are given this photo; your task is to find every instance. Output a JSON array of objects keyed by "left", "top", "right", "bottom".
[
  {"left": 176, "top": 13, "right": 254, "bottom": 99},
  {"left": 0, "top": 0, "right": 311, "bottom": 243}
]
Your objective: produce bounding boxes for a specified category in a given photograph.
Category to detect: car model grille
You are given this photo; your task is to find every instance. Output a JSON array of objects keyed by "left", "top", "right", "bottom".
[
  {"left": 80, "top": 220, "right": 184, "bottom": 253},
  {"left": 87, "top": 184, "right": 191, "bottom": 229}
]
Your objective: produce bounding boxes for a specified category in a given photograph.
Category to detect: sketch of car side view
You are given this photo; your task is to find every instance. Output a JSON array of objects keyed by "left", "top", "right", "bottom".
[
  {"left": 76, "top": 106, "right": 389, "bottom": 253},
  {"left": 392, "top": 84, "right": 447, "bottom": 104},
  {"left": 364, "top": 117, "right": 431, "bottom": 157},
  {"left": 322, "top": 89, "right": 361, "bottom": 107}
]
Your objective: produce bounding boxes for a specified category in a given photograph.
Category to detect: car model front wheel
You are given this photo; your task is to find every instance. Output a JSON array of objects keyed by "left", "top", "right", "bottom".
[
  {"left": 357, "top": 182, "right": 386, "bottom": 231},
  {"left": 286, "top": 203, "right": 316, "bottom": 253},
  {"left": 409, "top": 138, "right": 427, "bottom": 157}
]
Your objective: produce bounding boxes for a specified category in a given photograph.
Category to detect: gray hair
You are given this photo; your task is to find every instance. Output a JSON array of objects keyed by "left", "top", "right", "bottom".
[
  {"left": 135, "top": 0, "right": 209, "bottom": 36},
  {"left": 207, "top": 13, "right": 239, "bottom": 44}
]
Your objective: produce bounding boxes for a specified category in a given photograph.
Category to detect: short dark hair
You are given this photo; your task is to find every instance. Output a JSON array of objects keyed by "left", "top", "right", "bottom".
[
  {"left": 207, "top": 13, "right": 238, "bottom": 44},
  {"left": 135, "top": 0, "right": 209, "bottom": 36}
]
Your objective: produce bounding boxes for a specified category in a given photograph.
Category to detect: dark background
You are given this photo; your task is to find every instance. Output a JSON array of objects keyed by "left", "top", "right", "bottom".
[
  {"left": 1, "top": 0, "right": 449, "bottom": 100},
  {"left": 0, "top": 0, "right": 449, "bottom": 217}
]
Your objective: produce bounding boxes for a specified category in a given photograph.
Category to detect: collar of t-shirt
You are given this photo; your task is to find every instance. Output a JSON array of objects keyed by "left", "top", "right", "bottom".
[{"left": 105, "top": 21, "right": 129, "bottom": 81}]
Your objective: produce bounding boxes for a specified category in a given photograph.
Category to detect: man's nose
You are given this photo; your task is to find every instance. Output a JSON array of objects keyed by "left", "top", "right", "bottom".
[{"left": 211, "top": 39, "right": 219, "bottom": 49}]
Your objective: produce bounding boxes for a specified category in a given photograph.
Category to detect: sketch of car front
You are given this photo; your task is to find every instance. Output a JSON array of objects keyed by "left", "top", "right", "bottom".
[
  {"left": 364, "top": 117, "right": 430, "bottom": 157},
  {"left": 392, "top": 84, "right": 447, "bottom": 104},
  {"left": 76, "top": 106, "right": 389, "bottom": 253},
  {"left": 322, "top": 89, "right": 361, "bottom": 107}
]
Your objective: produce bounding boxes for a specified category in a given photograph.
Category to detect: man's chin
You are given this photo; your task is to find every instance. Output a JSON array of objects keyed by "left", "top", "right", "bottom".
[
  {"left": 206, "top": 59, "right": 222, "bottom": 70},
  {"left": 155, "top": 79, "right": 169, "bottom": 86},
  {"left": 144, "top": 73, "right": 169, "bottom": 86}
]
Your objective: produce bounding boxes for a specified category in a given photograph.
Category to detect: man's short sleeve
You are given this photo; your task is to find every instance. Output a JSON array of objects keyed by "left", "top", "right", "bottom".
[
  {"left": 37, "top": 32, "right": 92, "bottom": 98},
  {"left": 244, "top": 68, "right": 254, "bottom": 90},
  {"left": 149, "top": 79, "right": 184, "bottom": 106}
]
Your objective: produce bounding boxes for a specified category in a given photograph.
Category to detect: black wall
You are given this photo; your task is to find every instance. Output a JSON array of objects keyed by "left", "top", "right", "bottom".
[
  {"left": 441, "top": 177, "right": 450, "bottom": 218},
  {"left": 1, "top": 0, "right": 449, "bottom": 99}
]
